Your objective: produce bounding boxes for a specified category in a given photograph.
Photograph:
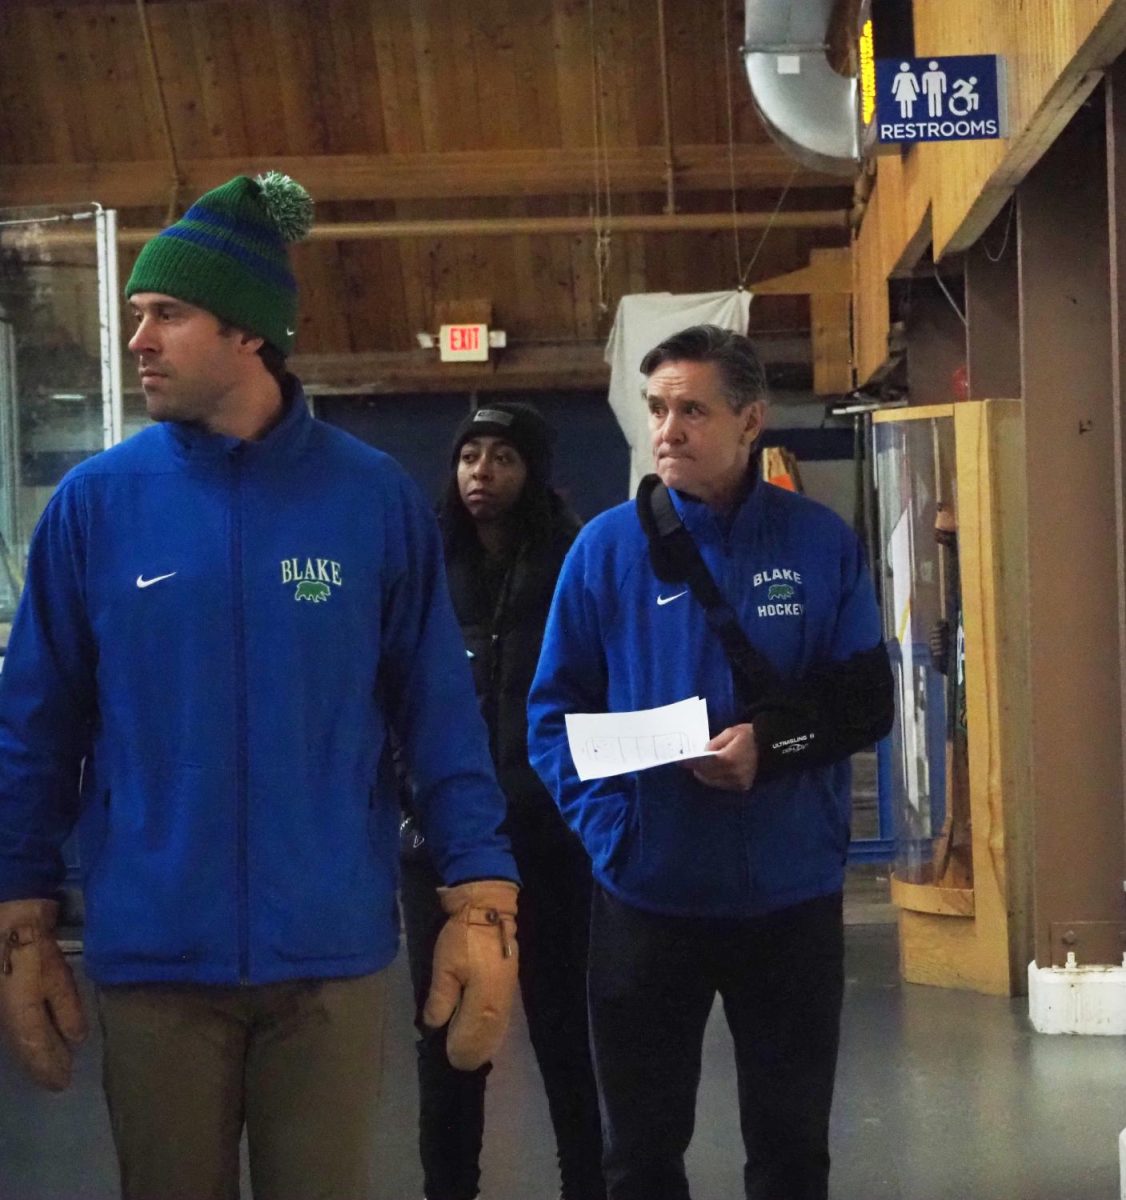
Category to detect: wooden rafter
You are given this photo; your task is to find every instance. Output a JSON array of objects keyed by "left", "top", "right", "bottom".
[
  {"left": 0, "top": 147, "right": 850, "bottom": 210},
  {"left": 281, "top": 333, "right": 814, "bottom": 396}
]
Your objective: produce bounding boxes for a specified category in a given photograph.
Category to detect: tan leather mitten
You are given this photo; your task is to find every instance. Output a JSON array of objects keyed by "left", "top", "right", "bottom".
[
  {"left": 0, "top": 899, "right": 88, "bottom": 1091},
  {"left": 422, "top": 880, "right": 518, "bottom": 1071}
]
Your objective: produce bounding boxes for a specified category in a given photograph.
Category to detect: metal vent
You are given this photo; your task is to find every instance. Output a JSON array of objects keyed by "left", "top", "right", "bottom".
[{"left": 743, "top": 0, "right": 859, "bottom": 177}]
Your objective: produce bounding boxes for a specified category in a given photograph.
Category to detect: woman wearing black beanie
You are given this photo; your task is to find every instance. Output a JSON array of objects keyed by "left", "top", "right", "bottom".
[{"left": 400, "top": 402, "right": 605, "bottom": 1200}]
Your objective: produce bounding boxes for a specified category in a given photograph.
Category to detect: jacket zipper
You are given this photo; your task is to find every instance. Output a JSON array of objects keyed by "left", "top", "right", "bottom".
[
  {"left": 718, "top": 523, "right": 756, "bottom": 894},
  {"left": 230, "top": 450, "right": 250, "bottom": 982},
  {"left": 486, "top": 559, "right": 516, "bottom": 752}
]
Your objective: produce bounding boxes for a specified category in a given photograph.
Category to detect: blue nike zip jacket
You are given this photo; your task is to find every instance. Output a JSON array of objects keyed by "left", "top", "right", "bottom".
[
  {"left": 0, "top": 385, "right": 515, "bottom": 985},
  {"left": 527, "top": 480, "right": 881, "bottom": 919}
]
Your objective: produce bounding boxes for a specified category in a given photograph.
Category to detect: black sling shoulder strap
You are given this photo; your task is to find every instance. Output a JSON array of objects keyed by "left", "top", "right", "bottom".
[{"left": 635, "top": 474, "right": 781, "bottom": 709}]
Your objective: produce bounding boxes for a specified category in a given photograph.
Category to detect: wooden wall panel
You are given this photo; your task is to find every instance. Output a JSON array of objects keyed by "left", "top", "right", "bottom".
[
  {"left": 853, "top": 180, "right": 890, "bottom": 386},
  {"left": 1019, "top": 104, "right": 1126, "bottom": 969},
  {"left": 143, "top": 5, "right": 205, "bottom": 161},
  {"left": 390, "top": 201, "right": 432, "bottom": 339},
  {"left": 368, "top": 6, "right": 418, "bottom": 154},
  {"left": 678, "top": 0, "right": 719, "bottom": 144},
  {"left": 0, "top": 7, "right": 21, "bottom": 161},
  {"left": 65, "top": 9, "right": 120, "bottom": 161},
  {"left": 470, "top": 0, "right": 522, "bottom": 151},
  {"left": 428, "top": 0, "right": 479, "bottom": 152},
  {"left": 552, "top": 0, "right": 596, "bottom": 150},
  {"left": 265, "top": 2, "right": 326, "bottom": 156},
  {"left": 870, "top": 0, "right": 1126, "bottom": 263},
  {"left": 122, "top": 7, "right": 167, "bottom": 162},
  {"left": 312, "top": 3, "right": 363, "bottom": 155},
  {"left": 603, "top": 0, "right": 641, "bottom": 150},
  {"left": 24, "top": 8, "right": 79, "bottom": 164},
  {"left": 511, "top": 2, "right": 563, "bottom": 148},
  {"left": 626, "top": 0, "right": 662, "bottom": 148},
  {"left": 57, "top": 7, "right": 102, "bottom": 162},
  {"left": 0, "top": 8, "right": 42, "bottom": 163},
  {"left": 187, "top": 3, "right": 245, "bottom": 159},
  {"left": 406, "top": 1, "right": 442, "bottom": 154},
  {"left": 811, "top": 290, "right": 852, "bottom": 393},
  {"left": 227, "top": 3, "right": 286, "bottom": 159},
  {"left": 339, "top": 0, "right": 387, "bottom": 154},
  {"left": 487, "top": 201, "right": 523, "bottom": 337}
]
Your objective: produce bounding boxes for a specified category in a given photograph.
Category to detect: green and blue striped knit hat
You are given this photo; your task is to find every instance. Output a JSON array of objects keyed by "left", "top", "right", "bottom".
[{"left": 125, "top": 172, "right": 314, "bottom": 354}]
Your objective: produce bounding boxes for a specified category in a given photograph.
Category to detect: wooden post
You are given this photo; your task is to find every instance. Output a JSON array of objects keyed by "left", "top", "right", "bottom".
[
  {"left": 1018, "top": 94, "right": 1126, "bottom": 969},
  {"left": 1106, "top": 56, "right": 1126, "bottom": 894}
]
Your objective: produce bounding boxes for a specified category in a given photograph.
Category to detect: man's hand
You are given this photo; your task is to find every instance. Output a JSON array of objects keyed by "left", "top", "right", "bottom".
[
  {"left": 684, "top": 722, "right": 760, "bottom": 792},
  {"left": 0, "top": 899, "right": 88, "bottom": 1091},
  {"left": 423, "top": 880, "right": 519, "bottom": 1071}
]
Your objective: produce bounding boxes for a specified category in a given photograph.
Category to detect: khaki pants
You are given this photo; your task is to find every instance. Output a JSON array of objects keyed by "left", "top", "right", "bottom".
[{"left": 96, "top": 971, "right": 387, "bottom": 1200}]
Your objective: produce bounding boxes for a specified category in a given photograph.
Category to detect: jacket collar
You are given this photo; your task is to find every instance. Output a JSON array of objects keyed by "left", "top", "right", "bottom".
[
  {"left": 160, "top": 375, "right": 314, "bottom": 464},
  {"left": 669, "top": 462, "right": 764, "bottom": 545}
]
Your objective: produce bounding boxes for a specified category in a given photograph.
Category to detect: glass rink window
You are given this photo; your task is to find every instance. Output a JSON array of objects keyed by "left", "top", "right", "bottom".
[
  {"left": 873, "top": 408, "right": 968, "bottom": 891},
  {"left": 0, "top": 204, "right": 122, "bottom": 631}
]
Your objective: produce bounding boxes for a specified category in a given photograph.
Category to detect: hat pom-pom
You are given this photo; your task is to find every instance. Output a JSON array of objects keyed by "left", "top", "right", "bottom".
[{"left": 255, "top": 171, "right": 314, "bottom": 243}]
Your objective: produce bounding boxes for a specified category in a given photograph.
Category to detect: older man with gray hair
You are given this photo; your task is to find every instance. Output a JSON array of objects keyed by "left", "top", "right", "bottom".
[{"left": 529, "top": 324, "right": 893, "bottom": 1200}]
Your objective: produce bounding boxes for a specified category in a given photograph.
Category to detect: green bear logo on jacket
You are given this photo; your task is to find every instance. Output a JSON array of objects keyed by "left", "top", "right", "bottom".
[{"left": 295, "top": 580, "right": 331, "bottom": 602}]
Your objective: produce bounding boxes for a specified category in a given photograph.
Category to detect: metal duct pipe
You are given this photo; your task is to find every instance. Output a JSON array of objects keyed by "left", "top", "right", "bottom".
[
  {"left": 743, "top": 0, "right": 859, "bottom": 177},
  {"left": 10, "top": 209, "right": 849, "bottom": 251}
]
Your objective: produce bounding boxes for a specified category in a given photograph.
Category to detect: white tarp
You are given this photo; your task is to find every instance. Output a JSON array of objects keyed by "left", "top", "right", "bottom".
[{"left": 604, "top": 290, "right": 752, "bottom": 491}]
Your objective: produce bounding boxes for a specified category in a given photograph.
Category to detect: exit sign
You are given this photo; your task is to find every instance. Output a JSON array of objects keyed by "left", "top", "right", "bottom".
[{"left": 440, "top": 323, "right": 489, "bottom": 362}]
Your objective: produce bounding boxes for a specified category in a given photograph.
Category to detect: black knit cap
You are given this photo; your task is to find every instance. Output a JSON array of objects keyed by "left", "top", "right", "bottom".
[{"left": 450, "top": 403, "right": 554, "bottom": 481}]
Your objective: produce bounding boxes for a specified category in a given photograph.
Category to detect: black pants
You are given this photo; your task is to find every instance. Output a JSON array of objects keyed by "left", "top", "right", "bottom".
[
  {"left": 401, "top": 826, "right": 605, "bottom": 1200},
  {"left": 587, "top": 886, "right": 844, "bottom": 1200}
]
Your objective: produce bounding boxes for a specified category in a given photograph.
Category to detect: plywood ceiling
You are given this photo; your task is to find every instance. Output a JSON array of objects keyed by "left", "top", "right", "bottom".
[{"left": 0, "top": 0, "right": 856, "bottom": 390}]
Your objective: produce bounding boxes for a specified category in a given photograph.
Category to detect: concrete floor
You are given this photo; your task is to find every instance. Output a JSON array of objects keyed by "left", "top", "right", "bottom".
[{"left": 2, "top": 873, "right": 1124, "bottom": 1200}]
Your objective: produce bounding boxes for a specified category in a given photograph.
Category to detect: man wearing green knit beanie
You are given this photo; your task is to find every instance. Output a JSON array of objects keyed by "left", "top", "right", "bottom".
[
  {"left": 0, "top": 173, "right": 520, "bottom": 1200},
  {"left": 123, "top": 170, "right": 309, "bottom": 436}
]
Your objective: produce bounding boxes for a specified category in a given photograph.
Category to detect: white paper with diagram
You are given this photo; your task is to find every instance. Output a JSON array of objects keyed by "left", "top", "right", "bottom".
[{"left": 564, "top": 696, "right": 717, "bottom": 782}]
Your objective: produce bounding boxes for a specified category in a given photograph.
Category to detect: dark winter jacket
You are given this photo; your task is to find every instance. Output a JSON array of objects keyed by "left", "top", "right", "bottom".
[{"left": 444, "top": 493, "right": 580, "bottom": 839}]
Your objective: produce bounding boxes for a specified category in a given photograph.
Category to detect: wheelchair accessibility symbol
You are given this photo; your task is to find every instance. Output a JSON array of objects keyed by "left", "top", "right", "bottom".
[{"left": 948, "top": 77, "right": 980, "bottom": 117}]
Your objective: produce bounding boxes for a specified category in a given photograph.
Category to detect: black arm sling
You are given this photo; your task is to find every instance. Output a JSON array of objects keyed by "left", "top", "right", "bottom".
[
  {"left": 636, "top": 474, "right": 895, "bottom": 775},
  {"left": 635, "top": 473, "right": 779, "bottom": 713}
]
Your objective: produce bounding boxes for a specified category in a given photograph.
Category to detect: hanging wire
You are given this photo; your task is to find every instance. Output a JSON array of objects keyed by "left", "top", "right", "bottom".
[
  {"left": 596, "top": 54, "right": 613, "bottom": 314},
  {"left": 739, "top": 164, "right": 799, "bottom": 288},
  {"left": 932, "top": 259, "right": 968, "bottom": 327},
  {"left": 135, "top": 0, "right": 185, "bottom": 224},
  {"left": 721, "top": 0, "right": 743, "bottom": 286},
  {"left": 588, "top": 0, "right": 612, "bottom": 315},
  {"left": 982, "top": 196, "right": 1016, "bottom": 263}
]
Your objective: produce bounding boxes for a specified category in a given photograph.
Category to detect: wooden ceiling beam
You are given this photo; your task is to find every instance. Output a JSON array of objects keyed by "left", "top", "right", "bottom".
[
  {"left": 749, "top": 247, "right": 853, "bottom": 294},
  {"left": 6, "top": 0, "right": 259, "bottom": 6},
  {"left": 0, "top": 146, "right": 850, "bottom": 210},
  {"left": 290, "top": 344, "right": 612, "bottom": 396},
  {"left": 285, "top": 335, "right": 812, "bottom": 397}
]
